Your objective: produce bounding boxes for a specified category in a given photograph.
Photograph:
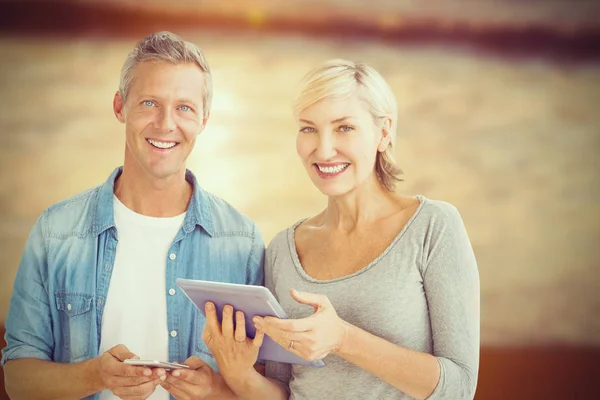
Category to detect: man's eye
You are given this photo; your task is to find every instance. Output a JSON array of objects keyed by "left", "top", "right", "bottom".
[
  {"left": 180, "top": 105, "right": 191, "bottom": 112},
  {"left": 143, "top": 100, "right": 154, "bottom": 107}
]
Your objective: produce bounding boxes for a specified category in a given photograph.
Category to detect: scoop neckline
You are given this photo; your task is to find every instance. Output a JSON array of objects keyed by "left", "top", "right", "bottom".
[{"left": 286, "top": 194, "right": 427, "bottom": 284}]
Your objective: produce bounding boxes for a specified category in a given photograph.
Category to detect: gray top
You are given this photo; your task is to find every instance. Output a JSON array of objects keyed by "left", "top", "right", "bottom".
[{"left": 265, "top": 196, "right": 480, "bottom": 400}]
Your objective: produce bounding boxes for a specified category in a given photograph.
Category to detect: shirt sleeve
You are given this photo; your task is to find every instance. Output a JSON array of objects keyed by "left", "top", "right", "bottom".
[
  {"left": 1, "top": 211, "right": 54, "bottom": 366},
  {"left": 421, "top": 204, "right": 480, "bottom": 400},
  {"left": 246, "top": 223, "right": 266, "bottom": 287}
]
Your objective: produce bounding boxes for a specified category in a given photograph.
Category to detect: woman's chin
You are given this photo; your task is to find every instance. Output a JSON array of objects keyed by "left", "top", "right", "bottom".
[{"left": 313, "top": 182, "right": 353, "bottom": 198}]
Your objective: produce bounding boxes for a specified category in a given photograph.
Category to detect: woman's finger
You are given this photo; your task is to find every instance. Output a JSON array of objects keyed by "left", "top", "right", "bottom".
[
  {"left": 234, "top": 311, "right": 247, "bottom": 342},
  {"left": 204, "top": 302, "right": 221, "bottom": 334},
  {"left": 221, "top": 305, "right": 234, "bottom": 339},
  {"left": 252, "top": 327, "right": 265, "bottom": 349}
]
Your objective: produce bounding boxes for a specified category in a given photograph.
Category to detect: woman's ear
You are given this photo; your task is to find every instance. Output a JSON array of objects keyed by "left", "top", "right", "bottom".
[{"left": 378, "top": 118, "right": 392, "bottom": 152}]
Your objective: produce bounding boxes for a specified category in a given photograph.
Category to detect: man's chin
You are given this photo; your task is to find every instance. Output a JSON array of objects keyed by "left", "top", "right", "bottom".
[{"left": 145, "top": 165, "right": 186, "bottom": 181}]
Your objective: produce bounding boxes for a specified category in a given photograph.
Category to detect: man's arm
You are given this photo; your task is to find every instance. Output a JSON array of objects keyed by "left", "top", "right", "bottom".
[
  {"left": 4, "top": 358, "right": 103, "bottom": 400},
  {"left": 2, "top": 213, "right": 100, "bottom": 400},
  {"left": 5, "top": 346, "right": 165, "bottom": 400}
]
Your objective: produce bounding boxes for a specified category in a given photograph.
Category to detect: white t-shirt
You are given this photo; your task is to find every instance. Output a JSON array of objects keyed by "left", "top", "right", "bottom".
[{"left": 98, "top": 196, "right": 186, "bottom": 400}]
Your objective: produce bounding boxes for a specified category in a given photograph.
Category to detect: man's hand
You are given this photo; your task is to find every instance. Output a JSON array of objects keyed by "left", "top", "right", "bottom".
[
  {"left": 160, "top": 356, "right": 220, "bottom": 400},
  {"left": 97, "top": 344, "right": 166, "bottom": 399}
]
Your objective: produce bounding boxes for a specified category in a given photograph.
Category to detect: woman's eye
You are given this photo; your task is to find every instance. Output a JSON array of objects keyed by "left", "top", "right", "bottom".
[
  {"left": 299, "top": 126, "right": 315, "bottom": 133},
  {"left": 338, "top": 125, "right": 354, "bottom": 132}
]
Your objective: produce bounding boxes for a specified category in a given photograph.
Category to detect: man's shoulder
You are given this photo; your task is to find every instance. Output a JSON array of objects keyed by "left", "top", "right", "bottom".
[
  {"left": 42, "top": 185, "right": 102, "bottom": 238},
  {"left": 201, "top": 190, "right": 257, "bottom": 238}
]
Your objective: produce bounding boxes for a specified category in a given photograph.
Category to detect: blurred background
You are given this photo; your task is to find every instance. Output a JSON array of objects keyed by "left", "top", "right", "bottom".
[{"left": 0, "top": 0, "right": 599, "bottom": 398}]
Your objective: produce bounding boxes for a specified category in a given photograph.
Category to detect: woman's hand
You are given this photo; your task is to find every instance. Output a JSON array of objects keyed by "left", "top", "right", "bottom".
[
  {"left": 253, "top": 289, "right": 350, "bottom": 361},
  {"left": 202, "top": 302, "right": 264, "bottom": 385}
]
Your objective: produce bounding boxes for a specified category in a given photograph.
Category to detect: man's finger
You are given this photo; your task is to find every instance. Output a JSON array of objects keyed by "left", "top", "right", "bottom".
[
  {"left": 112, "top": 376, "right": 161, "bottom": 398},
  {"left": 104, "top": 357, "right": 152, "bottom": 378},
  {"left": 172, "top": 362, "right": 212, "bottom": 386},
  {"left": 221, "top": 305, "right": 234, "bottom": 339},
  {"left": 204, "top": 301, "right": 221, "bottom": 334},
  {"left": 104, "top": 374, "right": 155, "bottom": 390},
  {"left": 161, "top": 381, "right": 187, "bottom": 399},
  {"left": 235, "top": 311, "right": 247, "bottom": 342},
  {"left": 163, "top": 372, "right": 211, "bottom": 397},
  {"left": 181, "top": 355, "right": 210, "bottom": 370},
  {"left": 161, "top": 380, "right": 193, "bottom": 400},
  {"left": 109, "top": 344, "right": 136, "bottom": 362}
]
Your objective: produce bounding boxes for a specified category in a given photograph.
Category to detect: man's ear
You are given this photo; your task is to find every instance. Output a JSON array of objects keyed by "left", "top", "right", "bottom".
[{"left": 113, "top": 91, "right": 126, "bottom": 123}]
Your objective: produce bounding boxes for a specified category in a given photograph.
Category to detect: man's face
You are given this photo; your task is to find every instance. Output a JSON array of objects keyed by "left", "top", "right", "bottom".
[{"left": 113, "top": 61, "right": 208, "bottom": 181}]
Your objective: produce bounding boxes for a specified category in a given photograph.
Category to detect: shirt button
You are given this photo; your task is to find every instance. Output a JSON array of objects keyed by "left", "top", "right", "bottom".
[
  {"left": 170, "top": 330, "right": 177, "bottom": 338},
  {"left": 169, "top": 288, "right": 176, "bottom": 296},
  {"left": 97, "top": 298, "right": 103, "bottom": 307},
  {"left": 169, "top": 253, "right": 176, "bottom": 260},
  {"left": 67, "top": 304, "right": 72, "bottom": 311}
]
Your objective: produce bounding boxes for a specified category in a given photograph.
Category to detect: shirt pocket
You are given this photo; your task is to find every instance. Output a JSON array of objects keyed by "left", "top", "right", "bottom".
[{"left": 55, "top": 291, "right": 93, "bottom": 361}]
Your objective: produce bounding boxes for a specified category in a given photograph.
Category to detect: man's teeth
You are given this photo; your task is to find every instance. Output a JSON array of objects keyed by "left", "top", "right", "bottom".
[
  {"left": 148, "top": 139, "right": 177, "bottom": 149},
  {"left": 317, "top": 163, "right": 349, "bottom": 174}
]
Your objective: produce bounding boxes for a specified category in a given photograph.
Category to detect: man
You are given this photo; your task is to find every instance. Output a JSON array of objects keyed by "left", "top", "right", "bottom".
[{"left": 2, "top": 31, "right": 264, "bottom": 400}]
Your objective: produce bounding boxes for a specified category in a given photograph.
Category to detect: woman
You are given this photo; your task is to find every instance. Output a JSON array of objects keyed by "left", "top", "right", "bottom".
[{"left": 202, "top": 59, "right": 480, "bottom": 400}]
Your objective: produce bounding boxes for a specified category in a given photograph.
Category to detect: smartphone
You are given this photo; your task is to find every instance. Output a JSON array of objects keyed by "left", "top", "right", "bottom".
[{"left": 124, "top": 359, "right": 190, "bottom": 370}]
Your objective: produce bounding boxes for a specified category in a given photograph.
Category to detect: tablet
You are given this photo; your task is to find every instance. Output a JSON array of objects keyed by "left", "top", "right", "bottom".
[
  {"left": 124, "top": 359, "right": 190, "bottom": 370},
  {"left": 176, "top": 278, "right": 325, "bottom": 368}
]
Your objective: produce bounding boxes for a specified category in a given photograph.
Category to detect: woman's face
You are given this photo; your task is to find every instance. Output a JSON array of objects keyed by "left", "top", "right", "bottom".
[{"left": 296, "top": 92, "right": 390, "bottom": 197}]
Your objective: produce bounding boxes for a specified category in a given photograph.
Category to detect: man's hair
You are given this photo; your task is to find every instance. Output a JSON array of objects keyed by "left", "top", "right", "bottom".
[{"left": 119, "top": 31, "right": 212, "bottom": 118}]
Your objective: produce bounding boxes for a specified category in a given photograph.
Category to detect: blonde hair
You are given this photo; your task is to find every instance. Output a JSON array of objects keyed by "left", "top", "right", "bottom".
[
  {"left": 293, "top": 59, "right": 403, "bottom": 191},
  {"left": 119, "top": 31, "right": 212, "bottom": 118}
]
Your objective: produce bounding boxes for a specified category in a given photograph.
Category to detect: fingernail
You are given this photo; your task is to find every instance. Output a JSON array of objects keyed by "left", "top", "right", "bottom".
[
  {"left": 160, "top": 375, "right": 166, "bottom": 381},
  {"left": 157, "top": 369, "right": 166, "bottom": 377},
  {"left": 253, "top": 317, "right": 260, "bottom": 324},
  {"left": 131, "top": 355, "right": 140, "bottom": 360},
  {"left": 206, "top": 302, "right": 213, "bottom": 310},
  {"left": 143, "top": 369, "right": 151, "bottom": 376},
  {"left": 173, "top": 370, "right": 180, "bottom": 377}
]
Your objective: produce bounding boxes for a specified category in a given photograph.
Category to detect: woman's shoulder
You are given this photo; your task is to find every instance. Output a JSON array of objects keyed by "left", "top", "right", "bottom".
[
  {"left": 413, "top": 195, "right": 464, "bottom": 226},
  {"left": 390, "top": 195, "right": 469, "bottom": 246}
]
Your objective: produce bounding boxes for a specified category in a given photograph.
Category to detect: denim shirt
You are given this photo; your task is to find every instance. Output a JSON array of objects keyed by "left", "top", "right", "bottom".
[{"left": 2, "top": 167, "right": 265, "bottom": 399}]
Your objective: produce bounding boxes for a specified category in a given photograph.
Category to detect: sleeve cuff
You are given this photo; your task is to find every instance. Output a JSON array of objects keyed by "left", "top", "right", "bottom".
[{"left": 1, "top": 346, "right": 52, "bottom": 368}]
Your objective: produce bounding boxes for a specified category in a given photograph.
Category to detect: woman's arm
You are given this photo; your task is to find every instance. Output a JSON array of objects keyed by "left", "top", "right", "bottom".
[
  {"left": 202, "top": 302, "right": 289, "bottom": 400},
  {"left": 340, "top": 204, "right": 480, "bottom": 399}
]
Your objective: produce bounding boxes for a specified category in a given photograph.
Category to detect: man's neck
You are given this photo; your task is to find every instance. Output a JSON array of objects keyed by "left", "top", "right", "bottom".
[{"left": 114, "top": 168, "right": 192, "bottom": 217}]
